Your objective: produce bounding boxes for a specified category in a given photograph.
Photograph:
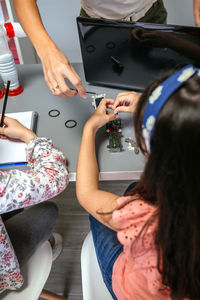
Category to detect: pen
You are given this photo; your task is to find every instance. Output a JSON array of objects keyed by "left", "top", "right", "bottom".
[
  {"left": 0, "top": 81, "right": 10, "bottom": 127},
  {"left": 86, "top": 91, "right": 96, "bottom": 95},
  {"left": 71, "top": 88, "right": 96, "bottom": 95}
]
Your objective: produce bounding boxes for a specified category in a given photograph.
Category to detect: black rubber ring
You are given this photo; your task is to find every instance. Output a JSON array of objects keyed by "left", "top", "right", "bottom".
[
  {"left": 106, "top": 41, "right": 115, "bottom": 50},
  {"left": 86, "top": 45, "right": 96, "bottom": 53},
  {"left": 65, "top": 120, "right": 77, "bottom": 128},
  {"left": 48, "top": 109, "right": 60, "bottom": 117}
]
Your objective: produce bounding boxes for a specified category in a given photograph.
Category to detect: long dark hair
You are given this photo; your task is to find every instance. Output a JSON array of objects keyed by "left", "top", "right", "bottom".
[{"left": 129, "top": 70, "right": 200, "bottom": 300}]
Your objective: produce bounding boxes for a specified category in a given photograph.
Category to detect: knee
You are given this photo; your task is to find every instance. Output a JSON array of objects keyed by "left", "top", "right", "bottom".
[
  {"left": 45, "top": 201, "right": 58, "bottom": 221},
  {"left": 38, "top": 201, "right": 59, "bottom": 223}
]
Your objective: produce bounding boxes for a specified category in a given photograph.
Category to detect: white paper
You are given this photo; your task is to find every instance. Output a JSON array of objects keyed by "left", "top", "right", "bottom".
[{"left": 0, "top": 111, "right": 37, "bottom": 165}]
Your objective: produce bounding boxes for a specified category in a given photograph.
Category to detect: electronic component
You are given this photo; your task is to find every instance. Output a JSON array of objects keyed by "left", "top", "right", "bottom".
[
  {"left": 106, "top": 119, "right": 123, "bottom": 152},
  {"left": 125, "top": 137, "right": 139, "bottom": 154},
  {"left": 110, "top": 56, "right": 124, "bottom": 74},
  {"left": 91, "top": 93, "right": 123, "bottom": 152},
  {"left": 91, "top": 93, "right": 106, "bottom": 109}
]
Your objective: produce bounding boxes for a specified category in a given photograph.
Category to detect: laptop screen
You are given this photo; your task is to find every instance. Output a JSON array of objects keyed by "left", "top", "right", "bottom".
[{"left": 77, "top": 17, "right": 200, "bottom": 91}]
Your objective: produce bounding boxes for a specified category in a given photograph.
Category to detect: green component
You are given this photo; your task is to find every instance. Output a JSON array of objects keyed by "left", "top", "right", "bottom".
[{"left": 106, "top": 119, "right": 123, "bottom": 152}]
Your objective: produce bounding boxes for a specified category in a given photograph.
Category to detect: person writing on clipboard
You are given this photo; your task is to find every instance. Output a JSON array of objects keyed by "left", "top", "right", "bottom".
[
  {"left": 13, "top": 0, "right": 168, "bottom": 99},
  {"left": 0, "top": 115, "right": 68, "bottom": 294}
]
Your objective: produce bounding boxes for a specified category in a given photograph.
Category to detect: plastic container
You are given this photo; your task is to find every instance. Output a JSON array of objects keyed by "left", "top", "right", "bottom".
[
  {"left": 0, "top": 52, "right": 23, "bottom": 96},
  {"left": 0, "top": 23, "right": 25, "bottom": 98}
]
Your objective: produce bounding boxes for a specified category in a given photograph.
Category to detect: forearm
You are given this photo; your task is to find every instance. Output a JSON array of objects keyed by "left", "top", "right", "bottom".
[
  {"left": 76, "top": 99, "right": 122, "bottom": 228},
  {"left": 193, "top": 0, "right": 200, "bottom": 26},
  {"left": 0, "top": 137, "right": 68, "bottom": 214},
  {"left": 76, "top": 124, "right": 99, "bottom": 201},
  {"left": 76, "top": 123, "right": 120, "bottom": 229},
  {"left": 13, "top": 0, "right": 57, "bottom": 57}
]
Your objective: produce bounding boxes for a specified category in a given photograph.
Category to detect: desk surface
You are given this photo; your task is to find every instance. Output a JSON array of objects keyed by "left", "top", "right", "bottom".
[{"left": 0, "top": 64, "right": 145, "bottom": 181}]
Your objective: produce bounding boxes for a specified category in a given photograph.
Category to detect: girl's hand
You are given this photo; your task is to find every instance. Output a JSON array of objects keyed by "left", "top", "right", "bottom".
[
  {"left": 112, "top": 91, "right": 140, "bottom": 114},
  {"left": 0, "top": 116, "right": 37, "bottom": 144},
  {"left": 86, "top": 98, "right": 118, "bottom": 132}
]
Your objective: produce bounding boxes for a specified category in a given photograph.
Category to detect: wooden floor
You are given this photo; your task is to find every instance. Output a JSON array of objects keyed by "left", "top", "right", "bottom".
[{"left": 42, "top": 180, "right": 132, "bottom": 300}]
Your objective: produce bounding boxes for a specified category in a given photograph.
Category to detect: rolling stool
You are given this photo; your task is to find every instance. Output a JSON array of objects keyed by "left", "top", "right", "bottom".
[
  {"left": 81, "top": 231, "right": 113, "bottom": 300},
  {"left": 2, "top": 240, "right": 66, "bottom": 300}
]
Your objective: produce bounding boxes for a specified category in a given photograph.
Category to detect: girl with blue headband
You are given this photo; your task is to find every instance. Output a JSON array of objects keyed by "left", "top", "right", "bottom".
[{"left": 76, "top": 64, "right": 200, "bottom": 300}]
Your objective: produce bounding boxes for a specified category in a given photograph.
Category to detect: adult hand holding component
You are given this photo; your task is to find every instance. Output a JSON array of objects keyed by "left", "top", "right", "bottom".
[
  {"left": 113, "top": 92, "right": 140, "bottom": 114},
  {"left": 13, "top": 0, "right": 87, "bottom": 99},
  {"left": 0, "top": 116, "right": 36, "bottom": 144},
  {"left": 86, "top": 98, "right": 117, "bottom": 132},
  {"left": 40, "top": 47, "right": 87, "bottom": 98}
]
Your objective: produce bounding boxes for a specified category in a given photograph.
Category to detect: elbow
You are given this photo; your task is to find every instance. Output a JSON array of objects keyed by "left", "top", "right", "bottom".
[
  {"left": 76, "top": 189, "right": 88, "bottom": 209},
  {"left": 56, "top": 170, "right": 69, "bottom": 194},
  {"left": 48, "top": 168, "right": 69, "bottom": 196},
  {"left": 76, "top": 190, "right": 84, "bottom": 207}
]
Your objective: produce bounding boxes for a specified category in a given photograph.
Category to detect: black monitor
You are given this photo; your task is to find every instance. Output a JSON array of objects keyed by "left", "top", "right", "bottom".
[{"left": 77, "top": 17, "right": 200, "bottom": 91}]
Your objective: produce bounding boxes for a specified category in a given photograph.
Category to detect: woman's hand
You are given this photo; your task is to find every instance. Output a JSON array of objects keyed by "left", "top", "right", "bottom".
[
  {"left": 112, "top": 91, "right": 140, "bottom": 114},
  {"left": 0, "top": 116, "right": 37, "bottom": 144},
  {"left": 40, "top": 46, "right": 87, "bottom": 98},
  {"left": 86, "top": 98, "right": 118, "bottom": 132},
  {"left": 13, "top": 0, "right": 87, "bottom": 99}
]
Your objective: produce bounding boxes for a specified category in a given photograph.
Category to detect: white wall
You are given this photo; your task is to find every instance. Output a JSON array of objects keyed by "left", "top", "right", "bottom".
[
  {"left": 37, "top": 0, "right": 82, "bottom": 63},
  {"left": 163, "top": 0, "right": 194, "bottom": 26},
  {"left": 37, "top": 0, "right": 195, "bottom": 63},
  {"left": 11, "top": 0, "right": 196, "bottom": 63}
]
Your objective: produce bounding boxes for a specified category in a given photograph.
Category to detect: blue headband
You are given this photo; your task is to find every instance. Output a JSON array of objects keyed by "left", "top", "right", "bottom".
[{"left": 142, "top": 64, "right": 200, "bottom": 152}]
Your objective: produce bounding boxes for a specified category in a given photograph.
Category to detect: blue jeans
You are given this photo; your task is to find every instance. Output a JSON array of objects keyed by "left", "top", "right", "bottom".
[
  {"left": 89, "top": 215, "right": 122, "bottom": 299},
  {"left": 89, "top": 182, "right": 138, "bottom": 299}
]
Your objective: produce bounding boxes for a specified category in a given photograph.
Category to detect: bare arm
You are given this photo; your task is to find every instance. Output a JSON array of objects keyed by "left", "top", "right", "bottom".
[
  {"left": 13, "top": 0, "right": 51, "bottom": 56},
  {"left": 13, "top": 0, "right": 86, "bottom": 98},
  {"left": 76, "top": 99, "right": 121, "bottom": 230},
  {"left": 194, "top": 0, "right": 200, "bottom": 26}
]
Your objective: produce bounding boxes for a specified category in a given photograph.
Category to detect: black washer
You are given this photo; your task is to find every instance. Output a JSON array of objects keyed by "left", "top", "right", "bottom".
[
  {"left": 48, "top": 109, "right": 60, "bottom": 117},
  {"left": 86, "top": 45, "right": 96, "bottom": 53},
  {"left": 106, "top": 41, "right": 115, "bottom": 50},
  {"left": 65, "top": 120, "right": 77, "bottom": 128}
]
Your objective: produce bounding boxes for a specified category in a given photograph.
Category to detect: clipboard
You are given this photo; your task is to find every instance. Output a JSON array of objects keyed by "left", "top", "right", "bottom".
[{"left": 0, "top": 111, "right": 38, "bottom": 167}]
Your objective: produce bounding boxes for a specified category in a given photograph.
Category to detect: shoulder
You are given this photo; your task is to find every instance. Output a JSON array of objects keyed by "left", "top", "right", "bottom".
[
  {"left": 113, "top": 194, "right": 156, "bottom": 225},
  {"left": 112, "top": 194, "right": 157, "bottom": 247}
]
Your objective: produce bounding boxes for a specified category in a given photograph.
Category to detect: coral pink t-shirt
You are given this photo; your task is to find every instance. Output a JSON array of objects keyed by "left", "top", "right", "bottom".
[{"left": 112, "top": 195, "right": 171, "bottom": 300}]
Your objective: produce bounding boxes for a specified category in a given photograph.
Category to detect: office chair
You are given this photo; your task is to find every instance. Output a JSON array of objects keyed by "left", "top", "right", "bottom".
[
  {"left": 2, "top": 240, "right": 66, "bottom": 300},
  {"left": 81, "top": 231, "right": 113, "bottom": 300}
]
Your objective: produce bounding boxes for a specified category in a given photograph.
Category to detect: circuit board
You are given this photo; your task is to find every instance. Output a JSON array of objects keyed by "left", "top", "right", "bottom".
[
  {"left": 91, "top": 93, "right": 106, "bottom": 109},
  {"left": 91, "top": 93, "right": 123, "bottom": 153},
  {"left": 106, "top": 119, "right": 123, "bottom": 152}
]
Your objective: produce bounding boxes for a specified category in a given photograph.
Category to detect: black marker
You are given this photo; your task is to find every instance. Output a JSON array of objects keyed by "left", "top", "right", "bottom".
[{"left": 0, "top": 81, "right": 10, "bottom": 127}]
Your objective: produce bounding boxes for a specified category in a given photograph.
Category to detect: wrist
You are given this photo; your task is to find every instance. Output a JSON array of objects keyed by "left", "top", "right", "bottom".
[
  {"left": 36, "top": 38, "right": 58, "bottom": 59},
  {"left": 84, "top": 121, "right": 98, "bottom": 136},
  {"left": 23, "top": 130, "right": 37, "bottom": 144}
]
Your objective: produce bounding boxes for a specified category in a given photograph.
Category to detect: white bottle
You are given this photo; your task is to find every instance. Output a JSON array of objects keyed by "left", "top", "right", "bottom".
[{"left": 0, "top": 23, "right": 25, "bottom": 97}]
